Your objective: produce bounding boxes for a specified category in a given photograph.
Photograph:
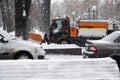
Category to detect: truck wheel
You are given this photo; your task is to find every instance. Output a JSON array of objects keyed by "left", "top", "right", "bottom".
[
  {"left": 15, "top": 52, "right": 33, "bottom": 59},
  {"left": 60, "top": 40, "right": 68, "bottom": 44}
]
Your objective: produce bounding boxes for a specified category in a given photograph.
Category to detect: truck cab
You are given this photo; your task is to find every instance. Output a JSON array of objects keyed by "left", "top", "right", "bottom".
[{"left": 48, "top": 17, "right": 78, "bottom": 44}]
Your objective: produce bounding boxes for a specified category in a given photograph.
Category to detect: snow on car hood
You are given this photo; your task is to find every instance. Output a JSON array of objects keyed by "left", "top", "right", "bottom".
[{"left": 11, "top": 38, "right": 42, "bottom": 48}]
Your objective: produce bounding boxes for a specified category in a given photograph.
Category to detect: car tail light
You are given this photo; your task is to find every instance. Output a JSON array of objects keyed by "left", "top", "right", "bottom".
[
  {"left": 89, "top": 45, "right": 97, "bottom": 53},
  {"left": 85, "top": 41, "right": 97, "bottom": 53}
]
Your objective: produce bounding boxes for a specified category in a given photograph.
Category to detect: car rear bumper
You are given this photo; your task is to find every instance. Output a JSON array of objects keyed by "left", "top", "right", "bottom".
[{"left": 82, "top": 50, "right": 98, "bottom": 58}]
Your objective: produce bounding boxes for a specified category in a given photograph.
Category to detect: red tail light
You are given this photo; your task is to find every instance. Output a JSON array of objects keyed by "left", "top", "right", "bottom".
[
  {"left": 85, "top": 41, "right": 97, "bottom": 53},
  {"left": 89, "top": 45, "right": 97, "bottom": 53}
]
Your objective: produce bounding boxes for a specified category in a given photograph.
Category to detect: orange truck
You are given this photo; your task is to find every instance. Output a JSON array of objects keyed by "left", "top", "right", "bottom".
[
  {"left": 28, "top": 17, "right": 117, "bottom": 46},
  {"left": 47, "top": 17, "right": 78, "bottom": 44},
  {"left": 28, "top": 17, "right": 78, "bottom": 44}
]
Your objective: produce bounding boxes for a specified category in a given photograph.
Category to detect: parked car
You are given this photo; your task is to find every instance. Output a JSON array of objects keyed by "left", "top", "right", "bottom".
[
  {"left": 0, "top": 29, "right": 46, "bottom": 59},
  {"left": 82, "top": 31, "right": 120, "bottom": 58}
]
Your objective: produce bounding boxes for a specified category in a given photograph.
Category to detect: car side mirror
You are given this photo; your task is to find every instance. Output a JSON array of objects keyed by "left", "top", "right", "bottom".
[{"left": 2, "top": 38, "right": 8, "bottom": 43}]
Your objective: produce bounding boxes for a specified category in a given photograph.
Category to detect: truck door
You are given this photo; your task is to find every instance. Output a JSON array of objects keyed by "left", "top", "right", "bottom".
[
  {"left": 55, "top": 19, "right": 68, "bottom": 42},
  {"left": 49, "top": 19, "right": 68, "bottom": 43},
  {"left": 0, "top": 34, "right": 10, "bottom": 59}
]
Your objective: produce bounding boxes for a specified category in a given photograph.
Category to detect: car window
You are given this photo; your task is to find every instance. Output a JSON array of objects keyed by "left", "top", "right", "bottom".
[
  {"left": 1, "top": 30, "right": 15, "bottom": 40},
  {"left": 114, "top": 36, "right": 120, "bottom": 43},
  {"left": 0, "top": 35, "right": 2, "bottom": 40},
  {"left": 102, "top": 32, "right": 119, "bottom": 42},
  {"left": 0, "top": 34, "right": 4, "bottom": 42}
]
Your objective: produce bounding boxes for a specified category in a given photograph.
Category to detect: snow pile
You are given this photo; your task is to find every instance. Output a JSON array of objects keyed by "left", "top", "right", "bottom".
[
  {"left": 42, "top": 43, "right": 80, "bottom": 49},
  {"left": 9, "top": 31, "right": 15, "bottom": 37},
  {"left": 0, "top": 57, "right": 119, "bottom": 80}
]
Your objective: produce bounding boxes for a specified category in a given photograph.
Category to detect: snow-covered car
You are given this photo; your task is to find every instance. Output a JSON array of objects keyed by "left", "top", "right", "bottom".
[
  {"left": 0, "top": 29, "right": 46, "bottom": 59},
  {"left": 82, "top": 31, "right": 120, "bottom": 58}
]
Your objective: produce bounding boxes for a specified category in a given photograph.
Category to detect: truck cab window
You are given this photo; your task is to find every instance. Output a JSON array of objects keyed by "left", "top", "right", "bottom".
[{"left": 55, "top": 20, "right": 63, "bottom": 29}]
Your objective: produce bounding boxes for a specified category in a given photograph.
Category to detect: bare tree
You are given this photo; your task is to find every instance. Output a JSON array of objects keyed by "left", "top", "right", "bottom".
[
  {"left": 29, "top": 0, "right": 51, "bottom": 34},
  {"left": 39, "top": 0, "right": 51, "bottom": 34},
  {"left": 51, "top": 1, "right": 65, "bottom": 18},
  {"left": 0, "top": 0, "right": 14, "bottom": 32},
  {"left": 15, "top": 0, "right": 31, "bottom": 39},
  {"left": 115, "top": 0, "right": 120, "bottom": 21}
]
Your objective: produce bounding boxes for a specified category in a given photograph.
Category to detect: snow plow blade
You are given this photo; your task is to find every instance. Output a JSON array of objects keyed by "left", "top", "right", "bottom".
[
  {"left": 0, "top": 58, "right": 119, "bottom": 80},
  {"left": 28, "top": 32, "right": 42, "bottom": 42}
]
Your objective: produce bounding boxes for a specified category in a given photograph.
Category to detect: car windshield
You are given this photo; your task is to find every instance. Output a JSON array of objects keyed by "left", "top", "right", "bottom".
[
  {"left": 102, "top": 32, "right": 119, "bottom": 42},
  {"left": 1, "top": 30, "right": 16, "bottom": 40}
]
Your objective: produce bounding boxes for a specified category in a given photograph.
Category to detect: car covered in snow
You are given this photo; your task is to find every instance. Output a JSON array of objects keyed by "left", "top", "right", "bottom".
[
  {"left": 82, "top": 31, "right": 120, "bottom": 58},
  {"left": 0, "top": 29, "right": 46, "bottom": 59}
]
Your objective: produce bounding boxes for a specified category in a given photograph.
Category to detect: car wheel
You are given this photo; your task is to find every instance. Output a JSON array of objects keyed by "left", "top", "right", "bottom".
[
  {"left": 83, "top": 55, "right": 88, "bottom": 59},
  {"left": 111, "top": 55, "right": 120, "bottom": 71},
  {"left": 38, "top": 55, "right": 44, "bottom": 59},
  {"left": 15, "top": 52, "right": 33, "bottom": 59},
  {"left": 83, "top": 56, "right": 86, "bottom": 58}
]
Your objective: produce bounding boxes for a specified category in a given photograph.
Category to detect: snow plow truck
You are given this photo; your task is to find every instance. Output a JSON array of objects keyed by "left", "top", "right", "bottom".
[{"left": 28, "top": 17, "right": 119, "bottom": 46}]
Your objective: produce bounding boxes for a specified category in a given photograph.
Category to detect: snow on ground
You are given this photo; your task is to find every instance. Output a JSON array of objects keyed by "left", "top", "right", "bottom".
[
  {"left": 42, "top": 43, "right": 81, "bottom": 49},
  {"left": 0, "top": 55, "right": 120, "bottom": 80},
  {"left": 46, "top": 54, "right": 83, "bottom": 60},
  {"left": 0, "top": 30, "right": 119, "bottom": 80}
]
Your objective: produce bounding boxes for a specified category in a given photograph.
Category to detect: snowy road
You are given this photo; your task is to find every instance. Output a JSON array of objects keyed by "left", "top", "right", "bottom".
[
  {"left": 46, "top": 54, "right": 83, "bottom": 60},
  {"left": 0, "top": 55, "right": 120, "bottom": 80}
]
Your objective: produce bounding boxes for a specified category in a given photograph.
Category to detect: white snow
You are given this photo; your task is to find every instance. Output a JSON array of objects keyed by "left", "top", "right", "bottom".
[
  {"left": 0, "top": 30, "right": 119, "bottom": 80},
  {"left": 42, "top": 43, "right": 80, "bottom": 49},
  {"left": 51, "top": 0, "right": 63, "bottom": 4},
  {"left": 0, "top": 56, "right": 119, "bottom": 80},
  {"left": 23, "top": 10, "right": 26, "bottom": 16}
]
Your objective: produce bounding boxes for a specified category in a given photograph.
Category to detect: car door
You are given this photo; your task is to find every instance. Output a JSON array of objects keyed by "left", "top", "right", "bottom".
[
  {"left": 113, "top": 36, "right": 120, "bottom": 55},
  {"left": 98, "top": 41, "right": 116, "bottom": 57},
  {"left": 0, "top": 34, "right": 11, "bottom": 59}
]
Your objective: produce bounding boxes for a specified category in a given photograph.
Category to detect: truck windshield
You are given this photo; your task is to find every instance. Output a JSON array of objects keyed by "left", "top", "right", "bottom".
[
  {"left": 51, "top": 19, "right": 67, "bottom": 30},
  {"left": 56, "top": 20, "right": 66, "bottom": 29}
]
